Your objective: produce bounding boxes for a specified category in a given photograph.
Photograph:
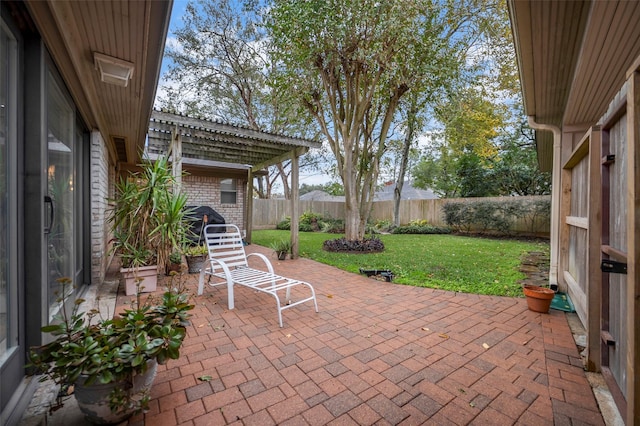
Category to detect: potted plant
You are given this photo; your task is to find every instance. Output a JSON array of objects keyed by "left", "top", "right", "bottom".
[
  {"left": 165, "top": 251, "right": 183, "bottom": 276},
  {"left": 28, "top": 276, "right": 194, "bottom": 424},
  {"left": 109, "top": 155, "right": 189, "bottom": 295},
  {"left": 270, "top": 239, "right": 292, "bottom": 260},
  {"left": 184, "top": 244, "right": 208, "bottom": 273}
]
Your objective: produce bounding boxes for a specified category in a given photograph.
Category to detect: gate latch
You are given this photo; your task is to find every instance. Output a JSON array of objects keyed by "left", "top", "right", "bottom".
[{"left": 601, "top": 259, "right": 627, "bottom": 274}]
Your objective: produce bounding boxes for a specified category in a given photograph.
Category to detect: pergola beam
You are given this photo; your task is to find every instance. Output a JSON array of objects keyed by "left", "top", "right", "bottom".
[
  {"left": 251, "top": 146, "right": 309, "bottom": 173},
  {"left": 148, "top": 111, "right": 321, "bottom": 248}
]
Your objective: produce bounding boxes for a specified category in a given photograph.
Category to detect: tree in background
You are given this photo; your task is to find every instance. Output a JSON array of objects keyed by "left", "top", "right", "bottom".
[
  {"left": 412, "top": 0, "right": 550, "bottom": 198},
  {"left": 267, "top": 0, "right": 493, "bottom": 240},
  {"left": 159, "top": 0, "right": 319, "bottom": 199},
  {"left": 413, "top": 106, "right": 551, "bottom": 197}
]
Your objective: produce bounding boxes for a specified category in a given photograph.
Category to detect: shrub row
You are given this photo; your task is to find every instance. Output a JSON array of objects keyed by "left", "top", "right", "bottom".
[{"left": 442, "top": 198, "right": 550, "bottom": 235}]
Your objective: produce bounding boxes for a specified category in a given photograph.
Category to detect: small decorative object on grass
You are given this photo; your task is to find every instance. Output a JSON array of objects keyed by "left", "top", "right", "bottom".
[
  {"left": 28, "top": 276, "right": 194, "bottom": 424},
  {"left": 523, "top": 284, "right": 555, "bottom": 313},
  {"left": 359, "top": 268, "right": 394, "bottom": 282}
]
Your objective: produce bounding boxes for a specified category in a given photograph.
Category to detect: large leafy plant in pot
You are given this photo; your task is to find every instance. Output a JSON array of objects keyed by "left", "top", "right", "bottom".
[
  {"left": 109, "top": 156, "right": 189, "bottom": 295},
  {"left": 28, "top": 276, "right": 194, "bottom": 424}
]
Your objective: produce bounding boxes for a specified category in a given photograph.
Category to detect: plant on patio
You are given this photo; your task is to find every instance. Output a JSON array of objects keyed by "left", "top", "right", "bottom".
[
  {"left": 183, "top": 244, "right": 209, "bottom": 273},
  {"left": 27, "top": 276, "right": 194, "bottom": 423},
  {"left": 109, "top": 155, "right": 189, "bottom": 293},
  {"left": 270, "top": 239, "right": 292, "bottom": 260}
]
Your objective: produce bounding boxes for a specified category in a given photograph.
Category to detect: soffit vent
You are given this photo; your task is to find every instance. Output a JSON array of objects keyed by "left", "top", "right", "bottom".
[{"left": 113, "top": 136, "right": 127, "bottom": 163}]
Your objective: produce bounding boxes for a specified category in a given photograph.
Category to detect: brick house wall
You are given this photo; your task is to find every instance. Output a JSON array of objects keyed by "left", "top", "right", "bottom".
[
  {"left": 90, "top": 130, "right": 112, "bottom": 284},
  {"left": 182, "top": 175, "right": 246, "bottom": 234}
]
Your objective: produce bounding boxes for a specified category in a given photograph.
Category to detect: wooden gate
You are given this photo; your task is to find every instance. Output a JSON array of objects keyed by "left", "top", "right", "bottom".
[{"left": 599, "top": 91, "right": 630, "bottom": 415}]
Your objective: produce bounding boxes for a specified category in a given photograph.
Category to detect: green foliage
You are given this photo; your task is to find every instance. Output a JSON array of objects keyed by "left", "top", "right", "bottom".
[
  {"left": 373, "top": 219, "right": 394, "bottom": 233},
  {"left": 269, "top": 239, "right": 292, "bottom": 254},
  {"left": 409, "top": 219, "right": 430, "bottom": 227},
  {"left": 276, "top": 217, "right": 291, "bottom": 230},
  {"left": 252, "top": 230, "right": 548, "bottom": 297},
  {"left": 442, "top": 198, "right": 550, "bottom": 235},
  {"left": 392, "top": 225, "right": 451, "bottom": 235},
  {"left": 390, "top": 219, "right": 451, "bottom": 235},
  {"left": 183, "top": 245, "right": 208, "bottom": 257},
  {"left": 267, "top": 0, "right": 472, "bottom": 239},
  {"left": 28, "top": 277, "right": 194, "bottom": 414},
  {"left": 276, "top": 211, "right": 344, "bottom": 233},
  {"left": 299, "top": 181, "right": 345, "bottom": 196},
  {"left": 109, "top": 156, "right": 189, "bottom": 269},
  {"left": 169, "top": 251, "right": 182, "bottom": 264}
]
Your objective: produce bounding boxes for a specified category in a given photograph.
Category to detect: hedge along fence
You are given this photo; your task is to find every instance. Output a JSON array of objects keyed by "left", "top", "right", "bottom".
[{"left": 252, "top": 195, "right": 551, "bottom": 236}]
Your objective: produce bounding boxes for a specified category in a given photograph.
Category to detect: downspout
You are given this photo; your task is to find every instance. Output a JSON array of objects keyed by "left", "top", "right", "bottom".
[{"left": 527, "top": 116, "right": 561, "bottom": 287}]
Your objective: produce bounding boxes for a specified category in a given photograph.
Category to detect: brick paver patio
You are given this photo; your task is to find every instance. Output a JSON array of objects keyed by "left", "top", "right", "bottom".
[{"left": 108, "top": 244, "right": 602, "bottom": 425}]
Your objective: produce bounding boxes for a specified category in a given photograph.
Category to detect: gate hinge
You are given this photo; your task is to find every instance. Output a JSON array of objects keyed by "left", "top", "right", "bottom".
[{"left": 601, "top": 259, "right": 627, "bottom": 274}]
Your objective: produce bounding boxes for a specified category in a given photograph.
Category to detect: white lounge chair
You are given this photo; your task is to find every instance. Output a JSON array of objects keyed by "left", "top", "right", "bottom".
[{"left": 198, "top": 224, "right": 318, "bottom": 327}]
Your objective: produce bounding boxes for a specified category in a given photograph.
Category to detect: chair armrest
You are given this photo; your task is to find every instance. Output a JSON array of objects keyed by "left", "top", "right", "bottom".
[
  {"left": 246, "top": 252, "right": 275, "bottom": 275},
  {"left": 198, "top": 256, "right": 233, "bottom": 294}
]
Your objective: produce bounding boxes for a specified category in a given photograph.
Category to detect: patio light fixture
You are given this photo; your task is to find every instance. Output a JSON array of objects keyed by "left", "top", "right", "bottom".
[{"left": 93, "top": 52, "right": 134, "bottom": 87}]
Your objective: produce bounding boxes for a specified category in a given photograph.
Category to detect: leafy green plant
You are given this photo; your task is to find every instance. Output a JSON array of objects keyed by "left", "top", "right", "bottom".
[
  {"left": 183, "top": 245, "right": 208, "bottom": 257},
  {"left": 373, "top": 219, "right": 394, "bottom": 233},
  {"left": 442, "top": 198, "right": 546, "bottom": 236},
  {"left": 270, "top": 239, "right": 292, "bottom": 254},
  {"left": 109, "top": 155, "right": 188, "bottom": 269},
  {"left": 276, "top": 216, "right": 291, "bottom": 230},
  {"left": 28, "top": 276, "right": 194, "bottom": 415},
  {"left": 392, "top": 224, "right": 451, "bottom": 234},
  {"left": 169, "top": 251, "right": 182, "bottom": 264}
]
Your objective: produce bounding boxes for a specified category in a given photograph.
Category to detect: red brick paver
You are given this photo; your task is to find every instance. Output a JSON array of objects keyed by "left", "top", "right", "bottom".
[{"left": 118, "top": 244, "right": 603, "bottom": 425}]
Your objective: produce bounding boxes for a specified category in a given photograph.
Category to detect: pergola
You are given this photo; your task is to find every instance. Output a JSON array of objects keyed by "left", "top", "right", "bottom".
[{"left": 147, "top": 109, "right": 321, "bottom": 257}]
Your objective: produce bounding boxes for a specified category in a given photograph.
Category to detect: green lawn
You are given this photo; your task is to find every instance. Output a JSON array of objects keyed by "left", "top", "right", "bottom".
[{"left": 251, "top": 230, "right": 549, "bottom": 297}]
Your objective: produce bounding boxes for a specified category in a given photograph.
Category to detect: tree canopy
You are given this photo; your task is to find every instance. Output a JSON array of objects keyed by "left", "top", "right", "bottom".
[
  {"left": 158, "top": 0, "right": 320, "bottom": 199},
  {"left": 267, "top": 0, "right": 480, "bottom": 240}
]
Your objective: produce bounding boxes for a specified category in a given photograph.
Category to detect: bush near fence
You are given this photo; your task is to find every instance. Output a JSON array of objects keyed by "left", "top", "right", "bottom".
[
  {"left": 443, "top": 197, "right": 550, "bottom": 236},
  {"left": 252, "top": 195, "right": 551, "bottom": 237}
]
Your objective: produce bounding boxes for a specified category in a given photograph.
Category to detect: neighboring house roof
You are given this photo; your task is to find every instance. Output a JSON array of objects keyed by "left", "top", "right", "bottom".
[
  {"left": 300, "top": 190, "right": 344, "bottom": 202},
  {"left": 298, "top": 182, "right": 437, "bottom": 202},
  {"left": 374, "top": 182, "right": 438, "bottom": 201},
  {"left": 508, "top": 1, "right": 640, "bottom": 171},
  {"left": 24, "top": 0, "right": 171, "bottom": 165}
]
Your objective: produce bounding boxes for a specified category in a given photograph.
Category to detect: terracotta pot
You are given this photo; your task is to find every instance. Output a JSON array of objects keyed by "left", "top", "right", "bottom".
[
  {"left": 523, "top": 285, "right": 555, "bottom": 313},
  {"left": 165, "top": 262, "right": 182, "bottom": 276}
]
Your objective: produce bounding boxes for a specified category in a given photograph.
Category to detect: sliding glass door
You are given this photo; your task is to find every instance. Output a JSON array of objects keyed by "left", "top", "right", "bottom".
[
  {"left": 0, "top": 17, "right": 20, "bottom": 416},
  {"left": 46, "top": 70, "right": 76, "bottom": 307}
]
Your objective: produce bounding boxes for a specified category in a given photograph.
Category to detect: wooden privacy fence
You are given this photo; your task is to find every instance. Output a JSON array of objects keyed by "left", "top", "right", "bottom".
[{"left": 252, "top": 195, "right": 551, "bottom": 235}]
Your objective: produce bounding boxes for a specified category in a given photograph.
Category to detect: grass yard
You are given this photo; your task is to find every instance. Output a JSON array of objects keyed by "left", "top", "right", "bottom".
[{"left": 251, "top": 230, "right": 549, "bottom": 297}]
